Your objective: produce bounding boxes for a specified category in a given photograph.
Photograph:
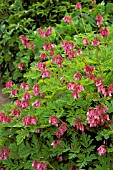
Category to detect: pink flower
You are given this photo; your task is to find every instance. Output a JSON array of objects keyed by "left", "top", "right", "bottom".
[
  {"left": 97, "top": 145, "right": 106, "bottom": 156},
  {"left": 92, "top": 38, "right": 100, "bottom": 46},
  {"left": 32, "top": 100, "right": 40, "bottom": 108},
  {"left": 38, "top": 27, "right": 52, "bottom": 38},
  {"left": 6, "top": 80, "right": 12, "bottom": 89},
  {"left": 75, "top": 2, "right": 82, "bottom": 9},
  {"left": 18, "top": 62, "right": 24, "bottom": 70},
  {"left": 94, "top": 77, "right": 103, "bottom": 86},
  {"left": 83, "top": 38, "right": 88, "bottom": 45},
  {"left": 14, "top": 100, "right": 21, "bottom": 107},
  {"left": 74, "top": 72, "right": 82, "bottom": 80},
  {"left": 61, "top": 40, "right": 74, "bottom": 50},
  {"left": 73, "top": 118, "right": 85, "bottom": 132},
  {"left": 100, "top": 28, "right": 110, "bottom": 38},
  {"left": 92, "top": 0, "right": 96, "bottom": 4},
  {"left": 22, "top": 92, "right": 31, "bottom": 101},
  {"left": 51, "top": 139, "right": 61, "bottom": 148},
  {"left": 0, "top": 147, "right": 10, "bottom": 160},
  {"left": 20, "top": 82, "right": 29, "bottom": 90},
  {"left": 32, "top": 160, "right": 47, "bottom": 170},
  {"left": 50, "top": 51, "right": 54, "bottom": 56},
  {"left": 51, "top": 55, "right": 63, "bottom": 67},
  {"left": 0, "top": 112, "right": 12, "bottom": 124},
  {"left": 21, "top": 101, "right": 29, "bottom": 109},
  {"left": 41, "top": 70, "right": 50, "bottom": 78},
  {"left": 43, "top": 42, "right": 56, "bottom": 51},
  {"left": 63, "top": 16, "right": 73, "bottom": 23},
  {"left": 67, "top": 82, "right": 76, "bottom": 91},
  {"left": 10, "top": 89, "right": 17, "bottom": 96},
  {"left": 108, "top": 84, "right": 113, "bottom": 96},
  {"left": 23, "top": 116, "right": 37, "bottom": 126},
  {"left": 57, "top": 155, "right": 63, "bottom": 161},
  {"left": 87, "top": 105, "right": 109, "bottom": 127},
  {"left": 20, "top": 35, "right": 29, "bottom": 48},
  {"left": 97, "top": 85, "right": 107, "bottom": 97},
  {"left": 40, "top": 53, "right": 47, "bottom": 60},
  {"left": 49, "top": 116, "right": 58, "bottom": 126},
  {"left": 38, "top": 62, "right": 46, "bottom": 71},
  {"left": 96, "top": 14, "right": 103, "bottom": 22},
  {"left": 29, "top": 42, "right": 35, "bottom": 49},
  {"left": 77, "top": 47, "right": 82, "bottom": 55},
  {"left": 96, "top": 14, "right": 103, "bottom": 27},
  {"left": 55, "top": 123, "right": 67, "bottom": 138},
  {"left": 11, "top": 109, "right": 20, "bottom": 117},
  {"left": 84, "top": 65, "right": 95, "bottom": 74},
  {"left": 32, "top": 84, "right": 42, "bottom": 96}
]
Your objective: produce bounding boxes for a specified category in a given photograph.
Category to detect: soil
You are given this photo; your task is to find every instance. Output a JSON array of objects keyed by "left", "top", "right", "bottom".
[{"left": 0, "top": 84, "right": 11, "bottom": 107}]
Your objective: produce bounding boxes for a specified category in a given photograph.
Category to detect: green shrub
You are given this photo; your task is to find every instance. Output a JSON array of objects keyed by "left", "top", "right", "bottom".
[{"left": 1, "top": 1, "right": 113, "bottom": 170}]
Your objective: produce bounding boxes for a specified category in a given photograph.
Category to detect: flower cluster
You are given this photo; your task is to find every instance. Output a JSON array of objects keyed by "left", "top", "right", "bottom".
[
  {"left": 20, "top": 35, "right": 34, "bottom": 49},
  {"left": 55, "top": 123, "right": 67, "bottom": 138},
  {"left": 67, "top": 82, "right": 84, "bottom": 99},
  {"left": 37, "top": 27, "right": 52, "bottom": 38},
  {"left": 73, "top": 118, "right": 85, "bottom": 132},
  {"left": 0, "top": 112, "right": 12, "bottom": 124},
  {"left": 22, "top": 116, "right": 37, "bottom": 126},
  {"left": 32, "top": 84, "right": 42, "bottom": 96},
  {"left": 37, "top": 62, "right": 50, "bottom": 78},
  {"left": 51, "top": 55, "right": 63, "bottom": 67},
  {"left": 61, "top": 40, "right": 76, "bottom": 59},
  {"left": 14, "top": 100, "right": 29, "bottom": 109},
  {"left": 87, "top": 105, "right": 109, "bottom": 127},
  {"left": 22, "top": 92, "right": 31, "bottom": 101},
  {"left": 43, "top": 42, "right": 56, "bottom": 51},
  {"left": 95, "top": 13, "right": 103, "bottom": 27},
  {"left": 32, "top": 160, "right": 47, "bottom": 170},
  {"left": 0, "top": 147, "right": 10, "bottom": 160}
]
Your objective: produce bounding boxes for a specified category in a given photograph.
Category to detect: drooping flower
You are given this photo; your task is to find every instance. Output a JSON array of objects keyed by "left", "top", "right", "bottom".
[
  {"left": 92, "top": 38, "right": 100, "bottom": 46},
  {"left": 11, "top": 109, "right": 20, "bottom": 117},
  {"left": 23, "top": 116, "right": 37, "bottom": 126},
  {"left": 6, "top": 80, "right": 12, "bottom": 89},
  {"left": 95, "top": 13, "right": 103, "bottom": 27},
  {"left": 63, "top": 16, "right": 73, "bottom": 23},
  {"left": 100, "top": 28, "right": 110, "bottom": 38},
  {"left": 97, "top": 145, "right": 106, "bottom": 156},
  {"left": 32, "top": 100, "right": 40, "bottom": 108},
  {"left": 74, "top": 72, "right": 82, "bottom": 80},
  {"left": 10, "top": 89, "right": 17, "bottom": 96},
  {"left": 49, "top": 116, "right": 58, "bottom": 126},
  {"left": 83, "top": 38, "right": 88, "bottom": 45},
  {"left": 20, "top": 82, "right": 29, "bottom": 90},
  {"left": 22, "top": 92, "right": 31, "bottom": 101},
  {"left": 75, "top": 2, "right": 82, "bottom": 9},
  {"left": 18, "top": 62, "right": 24, "bottom": 70}
]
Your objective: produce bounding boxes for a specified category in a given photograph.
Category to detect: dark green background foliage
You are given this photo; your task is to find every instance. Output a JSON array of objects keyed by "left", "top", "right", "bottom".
[{"left": 0, "top": 0, "right": 76, "bottom": 83}]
